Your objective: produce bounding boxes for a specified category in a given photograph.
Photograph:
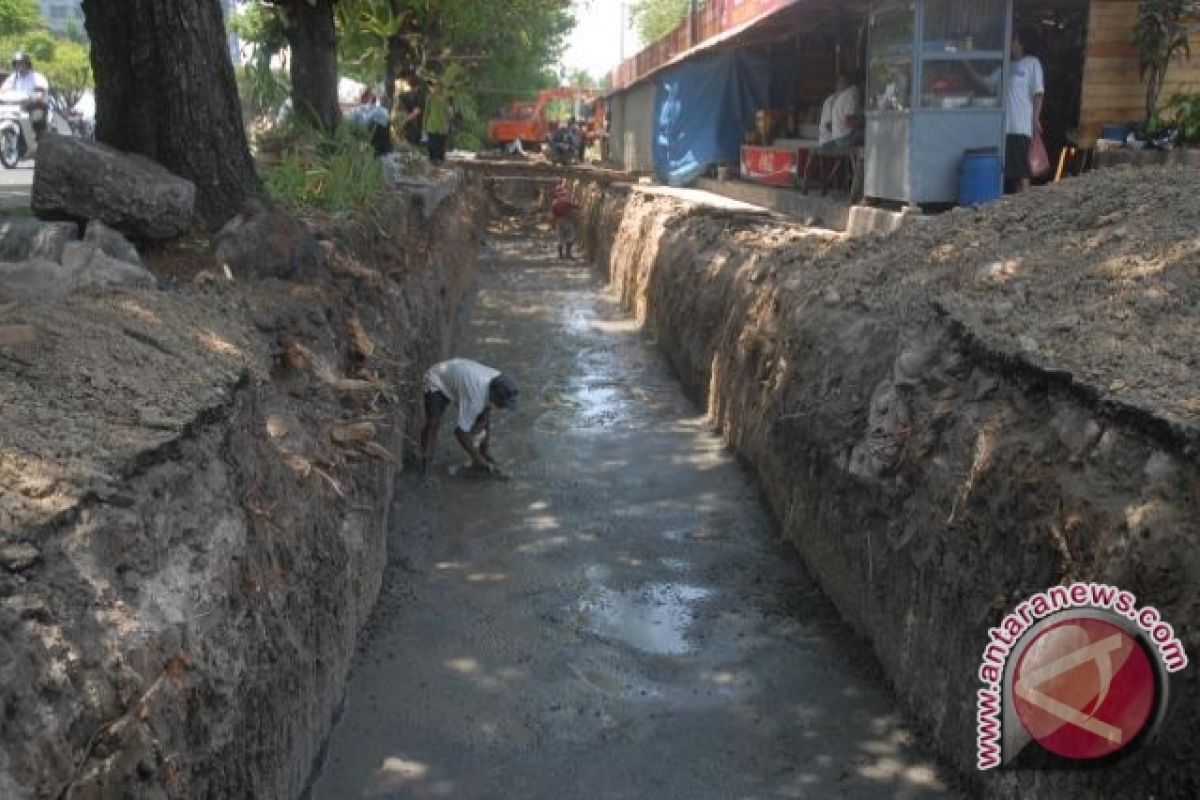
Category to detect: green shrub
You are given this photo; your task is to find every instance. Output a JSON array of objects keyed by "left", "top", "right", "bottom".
[
  {"left": 260, "top": 124, "right": 388, "bottom": 216},
  {"left": 1158, "top": 92, "right": 1200, "bottom": 143}
]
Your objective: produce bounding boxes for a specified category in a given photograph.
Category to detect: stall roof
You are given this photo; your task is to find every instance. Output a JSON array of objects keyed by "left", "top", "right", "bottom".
[{"left": 609, "top": 0, "right": 869, "bottom": 96}]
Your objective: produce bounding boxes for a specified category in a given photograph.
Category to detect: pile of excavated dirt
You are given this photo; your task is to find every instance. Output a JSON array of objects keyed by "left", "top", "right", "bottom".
[
  {"left": 576, "top": 165, "right": 1199, "bottom": 799},
  {"left": 0, "top": 178, "right": 481, "bottom": 798},
  {"left": 783, "top": 165, "right": 1200, "bottom": 447}
]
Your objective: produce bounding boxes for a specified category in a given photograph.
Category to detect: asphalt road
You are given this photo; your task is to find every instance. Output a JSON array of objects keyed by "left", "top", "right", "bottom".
[{"left": 0, "top": 165, "right": 33, "bottom": 212}]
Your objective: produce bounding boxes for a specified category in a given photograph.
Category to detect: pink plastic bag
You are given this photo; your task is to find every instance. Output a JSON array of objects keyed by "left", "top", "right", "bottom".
[{"left": 1029, "top": 133, "right": 1051, "bottom": 177}]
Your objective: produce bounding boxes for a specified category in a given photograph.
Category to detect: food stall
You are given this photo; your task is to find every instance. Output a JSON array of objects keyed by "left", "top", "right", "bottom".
[{"left": 865, "top": 0, "right": 1012, "bottom": 205}]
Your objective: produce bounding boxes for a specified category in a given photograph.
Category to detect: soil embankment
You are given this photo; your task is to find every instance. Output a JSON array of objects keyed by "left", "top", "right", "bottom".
[
  {"left": 576, "top": 167, "right": 1199, "bottom": 798},
  {"left": 0, "top": 178, "right": 481, "bottom": 797}
]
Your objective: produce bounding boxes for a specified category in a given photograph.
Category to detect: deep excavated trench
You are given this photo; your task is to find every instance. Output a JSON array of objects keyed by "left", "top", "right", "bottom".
[
  {"left": 311, "top": 191, "right": 951, "bottom": 799},
  {"left": 316, "top": 172, "right": 1199, "bottom": 800},
  {"left": 5, "top": 170, "right": 1196, "bottom": 799}
]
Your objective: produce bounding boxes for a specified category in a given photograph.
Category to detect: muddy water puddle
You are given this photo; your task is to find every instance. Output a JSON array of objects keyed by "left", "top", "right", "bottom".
[{"left": 576, "top": 582, "right": 714, "bottom": 656}]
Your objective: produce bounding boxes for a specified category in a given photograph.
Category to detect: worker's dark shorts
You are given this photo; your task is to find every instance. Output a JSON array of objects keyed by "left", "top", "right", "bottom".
[
  {"left": 424, "top": 389, "right": 450, "bottom": 418},
  {"left": 1005, "top": 134, "right": 1032, "bottom": 180}
]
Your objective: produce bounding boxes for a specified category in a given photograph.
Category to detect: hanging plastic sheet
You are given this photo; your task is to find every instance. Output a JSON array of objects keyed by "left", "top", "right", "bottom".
[{"left": 653, "top": 50, "right": 771, "bottom": 186}]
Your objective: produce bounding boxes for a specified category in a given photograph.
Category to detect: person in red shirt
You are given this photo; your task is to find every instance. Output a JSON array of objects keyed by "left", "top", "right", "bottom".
[{"left": 551, "top": 182, "right": 580, "bottom": 260}]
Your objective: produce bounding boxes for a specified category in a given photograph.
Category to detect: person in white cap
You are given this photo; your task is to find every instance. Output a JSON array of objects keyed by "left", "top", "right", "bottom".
[{"left": 420, "top": 358, "right": 520, "bottom": 476}]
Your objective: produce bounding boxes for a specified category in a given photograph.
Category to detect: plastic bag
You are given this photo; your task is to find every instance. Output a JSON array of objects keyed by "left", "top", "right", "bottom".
[{"left": 1029, "top": 132, "right": 1051, "bottom": 177}]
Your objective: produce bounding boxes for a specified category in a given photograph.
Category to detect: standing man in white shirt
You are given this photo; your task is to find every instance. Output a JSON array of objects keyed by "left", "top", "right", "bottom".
[
  {"left": 420, "top": 358, "right": 520, "bottom": 477},
  {"left": 971, "top": 30, "right": 1045, "bottom": 193},
  {"left": 1003, "top": 30, "right": 1045, "bottom": 193},
  {"left": 1, "top": 52, "right": 49, "bottom": 101}
]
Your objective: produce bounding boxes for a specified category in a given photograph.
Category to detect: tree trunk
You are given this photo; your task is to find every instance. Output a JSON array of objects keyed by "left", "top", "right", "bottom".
[
  {"left": 383, "top": 36, "right": 406, "bottom": 107},
  {"left": 81, "top": 0, "right": 261, "bottom": 229},
  {"left": 283, "top": 0, "right": 340, "bottom": 131}
]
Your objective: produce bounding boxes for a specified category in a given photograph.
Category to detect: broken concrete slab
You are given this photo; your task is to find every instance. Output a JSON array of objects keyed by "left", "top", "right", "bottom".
[
  {"left": 73, "top": 248, "right": 157, "bottom": 293},
  {"left": 214, "top": 202, "right": 323, "bottom": 281},
  {"left": 0, "top": 244, "right": 156, "bottom": 304},
  {"left": 32, "top": 135, "right": 196, "bottom": 240},
  {"left": 84, "top": 220, "right": 143, "bottom": 266},
  {"left": 0, "top": 218, "right": 79, "bottom": 263}
]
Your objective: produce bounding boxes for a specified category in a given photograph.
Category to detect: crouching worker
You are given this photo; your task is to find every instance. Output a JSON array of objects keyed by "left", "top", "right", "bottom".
[
  {"left": 420, "top": 358, "right": 520, "bottom": 477},
  {"left": 551, "top": 182, "right": 580, "bottom": 260}
]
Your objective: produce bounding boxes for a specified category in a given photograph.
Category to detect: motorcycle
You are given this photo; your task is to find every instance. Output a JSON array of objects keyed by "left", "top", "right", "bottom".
[{"left": 0, "top": 90, "right": 76, "bottom": 169}]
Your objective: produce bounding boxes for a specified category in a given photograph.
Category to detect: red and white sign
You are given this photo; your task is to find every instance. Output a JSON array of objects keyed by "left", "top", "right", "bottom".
[
  {"left": 1013, "top": 617, "right": 1156, "bottom": 761},
  {"left": 741, "top": 145, "right": 806, "bottom": 187}
]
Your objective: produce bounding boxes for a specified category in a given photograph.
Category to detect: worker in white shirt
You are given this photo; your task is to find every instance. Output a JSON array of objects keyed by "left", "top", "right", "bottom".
[
  {"left": 1, "top": 52, "right": 49, "bottom": 101},
  {"left": 817, "top": 72, "right": 863, "bottom": 149},
  {"left": 420, "top": 358, "right": 520, "bottom": 477}
]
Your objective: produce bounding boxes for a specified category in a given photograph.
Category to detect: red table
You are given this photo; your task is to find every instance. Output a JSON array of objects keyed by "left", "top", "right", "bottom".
[{"left": 740, "top": 144, "right": 812, "bottom": 187}]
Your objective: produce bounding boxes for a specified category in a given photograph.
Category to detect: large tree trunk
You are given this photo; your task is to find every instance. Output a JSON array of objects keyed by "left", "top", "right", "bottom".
[
  {"left": 81, "top": 0, "right": 261, "bottom": 229},
  {"left": 283, "top": 0, "right": 340, "bottom": 131},
  {"left": 383, "top": 37, "right": 402, "bottom": 107}
]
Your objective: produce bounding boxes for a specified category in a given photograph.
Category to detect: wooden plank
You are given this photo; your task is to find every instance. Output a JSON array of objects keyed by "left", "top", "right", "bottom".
[
  {"left": 1083, "top": 83, "right": 1151, "bottom": 100},
  {"left": 1086, "top": 41, "right": 1138, "bottom": 58}
]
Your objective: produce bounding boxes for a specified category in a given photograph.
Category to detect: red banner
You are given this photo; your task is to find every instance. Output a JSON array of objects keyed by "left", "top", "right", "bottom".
[{"left": 722, "top": 0, "right": 798, "bottom": 29}]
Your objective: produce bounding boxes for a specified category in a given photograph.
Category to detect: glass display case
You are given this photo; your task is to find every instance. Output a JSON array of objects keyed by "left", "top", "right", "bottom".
[{"left": 865, "top": 0, "right": 1012, "bottom": 204}]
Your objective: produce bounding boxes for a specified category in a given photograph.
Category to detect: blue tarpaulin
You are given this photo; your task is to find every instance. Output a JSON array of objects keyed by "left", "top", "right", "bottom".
[{"left": 653, "top": 50, "right": 771, "bottom": 187}]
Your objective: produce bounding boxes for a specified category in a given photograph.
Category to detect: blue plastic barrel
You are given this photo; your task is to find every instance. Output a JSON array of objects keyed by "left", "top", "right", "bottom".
[{"left": 959, "top": 148, "right": 1003, "bottom": 206}]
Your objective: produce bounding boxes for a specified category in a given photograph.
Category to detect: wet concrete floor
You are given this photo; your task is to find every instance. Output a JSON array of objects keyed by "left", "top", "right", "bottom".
[{"left": 312, "top": 221, "right": 955, "bottom": 799}]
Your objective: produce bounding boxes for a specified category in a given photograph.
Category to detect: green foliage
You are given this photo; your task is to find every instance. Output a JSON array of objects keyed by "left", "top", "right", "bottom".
[
  {"left": 0, "top": 30, "right": 93, "bottom": 104},
  {"left": 229, "top": 0, "right": 288, "bottom": 51},
  {"left": 231, "top": 0, "right": 574, "bottom": 150},
  {"left": 1157, "top": 91, "right": 1200, "bottom": 142},
  {"left": 331, "top": 0, "right": 573, "bottom": 147},
  {"left": 1135, "top": 0, "right": 1199, "bottom": 121},
  {"left": 40, "top": 38, "right": 90, "bottom": 104},
  {"left": 0, "top": 0, "right": 39, "bottom": 38},
  {"left": 230, "top": 3, "right": 293, "bottom": 120},
  {"left": 629, "top": 0, "right": 691, "bottom": 45},
  {"left": 260, "top": 123, "right": 388, "bottom": 215}
]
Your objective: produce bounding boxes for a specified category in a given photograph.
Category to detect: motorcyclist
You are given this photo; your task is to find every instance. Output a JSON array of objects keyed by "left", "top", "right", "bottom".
[
  {"left": 2, "top": 52, "right": 49, "bottom": 101},
  {"left": 1, "top": 52, "right": 50, "bottom": 137}
]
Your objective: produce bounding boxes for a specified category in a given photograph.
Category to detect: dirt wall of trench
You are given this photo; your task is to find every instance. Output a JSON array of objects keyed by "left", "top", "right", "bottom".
[
  {"left": 0, "top": 178, "right": 482, "bottom": 798},
  {"left": 576, "top": 177, "right": 1200, "bottom": 798}
]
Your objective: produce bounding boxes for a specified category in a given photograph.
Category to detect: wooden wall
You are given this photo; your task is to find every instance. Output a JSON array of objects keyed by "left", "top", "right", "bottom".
[{"left": 1080, "top": 0, "right": 1200, "bottom": 137}]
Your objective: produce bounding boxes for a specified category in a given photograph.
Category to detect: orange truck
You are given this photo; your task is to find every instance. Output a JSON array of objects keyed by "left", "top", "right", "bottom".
[{"left": 488, "top": 88, "right": 606, "bottom": 148}]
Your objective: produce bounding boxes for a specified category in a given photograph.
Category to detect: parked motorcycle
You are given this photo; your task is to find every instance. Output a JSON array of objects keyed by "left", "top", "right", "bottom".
[{"left": 0, "top": 90, "right": 75, "bottom": 169}]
